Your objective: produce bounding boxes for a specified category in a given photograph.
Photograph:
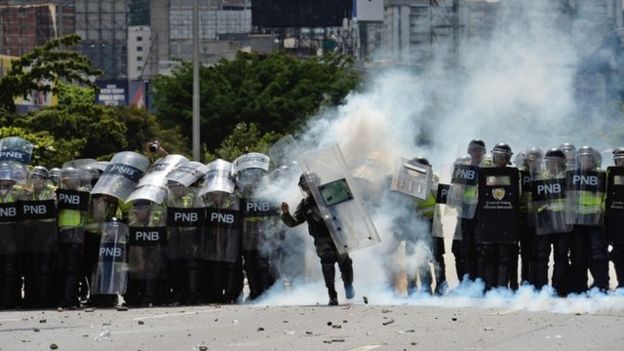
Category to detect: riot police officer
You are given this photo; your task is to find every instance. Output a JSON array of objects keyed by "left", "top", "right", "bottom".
[
  {"left": 607, "top": 147, "right": 624, "bottom": 288},
  {"left": 567, "top": 146, "right": 609, "bottom": 293},
  {"left": 475, "top": 143, "right": 520, "bottom": 291},
  {"left": 281, "top": 172, "right": 355, "bottom": 306},
  {"left": 450, "top": 139, "right": 486, "bottom": 282},
  {"left": 234, "top": 153, "right": 277, "bottom": 301},
  {"left": 19, "top": 166, "right": 57, "bottom": 308},
  {"left": 532, "top": 148, "right": 571, "bottom": 294},
  {"left": 56, "top": 167, "right": 91, "bottom": 307},
  {"left": 0, "top": 162, "right": 23, "bottom": 308},
  {"left": 517, "top": 147, "right": 543, "bottom": 287}
]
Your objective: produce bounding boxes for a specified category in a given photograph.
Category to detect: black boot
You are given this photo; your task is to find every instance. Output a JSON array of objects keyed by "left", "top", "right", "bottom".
[{"left": 322, "top": 263, "right": 338, "bottom": 305}]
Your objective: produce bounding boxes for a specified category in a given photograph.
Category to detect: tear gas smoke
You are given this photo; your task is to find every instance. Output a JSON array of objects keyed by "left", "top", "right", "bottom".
[{"left": 254, "top": 0, "right": 624, "bottom": 313}]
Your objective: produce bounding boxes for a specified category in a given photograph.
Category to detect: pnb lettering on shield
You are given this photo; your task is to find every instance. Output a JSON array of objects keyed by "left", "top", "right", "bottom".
[
  {"left": 573, "top": 175, "right": 598, "bottom": 186},
  {"left": 136, "top": 231, "right": 160, "bottom": 241},
  {"left": 174, "top": 212, "right": 198, "bottom": 222},
  {"left": 211, "top": 212, "right": 235, "bottom": 224},
  {"left": 455, "top": 168, "right": 476, "bottom": 180},
  {"left": 247, "top": 202, "right": 270, "bottom": 212},
  {"left": 100, "top": 247, "right": 122, "bottom": 257},
  {"left": 59, "top": 193, "right": 80, "bottom": 205},
  {"left": 537, "top": 183, "right": 561, "bottom": 195}
]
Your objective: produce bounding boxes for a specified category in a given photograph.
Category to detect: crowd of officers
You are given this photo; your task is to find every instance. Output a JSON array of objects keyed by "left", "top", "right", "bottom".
[
  {"left": 0, "top": 135, "right": 623, "bottom": 310},
  {"left": 0, "top": 138, "right": 314, "bottom": 309},
  {"left": 446, "top": 140, "right": 624, "bottom": 296}
]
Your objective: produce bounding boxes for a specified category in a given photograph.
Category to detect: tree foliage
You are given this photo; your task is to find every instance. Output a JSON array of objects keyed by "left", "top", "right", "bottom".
[
  {"left": 0, "top": 34, "right": 101, "bottom": 112},
  {"left": 152, "top": 51, "right": 360, "bottom": 152},
  {"left": 205, "top": 122, "right": 280, "bottom": 162}
]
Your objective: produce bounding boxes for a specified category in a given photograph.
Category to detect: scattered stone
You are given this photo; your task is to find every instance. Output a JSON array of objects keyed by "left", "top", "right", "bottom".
[
  {"left": 363, "top": 296, "right": 369, "bottom": 304},
  {"left": 84, "top": 308, "right": 95, "bottom": 313},
  {"left": 39, "top": 319, "right": 47, "bottom": 324},
  {"left": 451, "top": 318, "right": 457, "bottom": 322},
  {"left": 33, "top": 328, "right": 40, "bottom": 333},
  {"left": 332, "top": 325, "right": 342, "bottom": 329},
  {"left": 232, "top": 320, "right": 240, "bottom": 324},
  {"left": 327, "top": 321, "right": 332, "bottom": 326},
  {"left": 198, "top": 346, "right": 208, "bottom": 351},
  {"left": 411, "top": 342, "right": 418, "bottom": 346},
  {"left": 306, "top": 331, "right": 313, "bottom": 335},
  {"left": 343, "top": 320, "right": 348, "bottom": 323},
  {"left": 138, "top": 320, "right": 144, "bottom": 325},
  {"left": 50, "top": 344, "right": 58, "bottom": 349},
  {"left": 331, "top": 339, "right": 345, "bottom": 342},
  {"left": 382, "top": 309, "right": 392, "bottom": 313},
  {"left": 116, "top": 306, "right": 128, "bottom": 312},
  {"left": 382, "top": 319, "right": 395, "bottom": 326},
  {"left": 484, "top": 327, "right": 494, "bottom": 331},
  {"left": 257, "top": 327, "right": 265, "bottom": 332},
  {"left": 82, "top": 335, "right": 88, "bottom": 338}
]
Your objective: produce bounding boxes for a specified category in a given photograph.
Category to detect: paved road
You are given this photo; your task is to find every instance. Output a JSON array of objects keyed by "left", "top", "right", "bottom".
[{"left": 0, "top": 301, "right": 622, "bottom": 351}]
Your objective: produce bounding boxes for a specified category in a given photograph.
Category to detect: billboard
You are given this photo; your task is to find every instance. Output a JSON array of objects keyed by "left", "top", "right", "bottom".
[
  {"left": 354, "top": 0, "right": 384, "bottom": 22},
  {"left": 252, "top": 0, "right": 353, "bottom": 27},
  {"left": 96, "top": 80, "right": 129, "bottom": 106}
]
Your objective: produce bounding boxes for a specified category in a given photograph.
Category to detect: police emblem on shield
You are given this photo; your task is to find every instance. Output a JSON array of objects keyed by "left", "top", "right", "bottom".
[{"left": 492, "top": 188, "right": 506, "bottom": 201}]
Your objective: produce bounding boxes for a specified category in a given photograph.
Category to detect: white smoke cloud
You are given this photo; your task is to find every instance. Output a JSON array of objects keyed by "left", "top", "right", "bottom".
[{"left": 255, "top": 0, "right": 624, "bottom": 313}]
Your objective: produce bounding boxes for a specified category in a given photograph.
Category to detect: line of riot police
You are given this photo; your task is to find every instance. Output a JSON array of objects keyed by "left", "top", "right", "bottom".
[
  {"left": 447, "top": 140, "right": 624, "bottom": 295},
  {"left": 0, "top": 136, "right": 294, "bottom": 309}
]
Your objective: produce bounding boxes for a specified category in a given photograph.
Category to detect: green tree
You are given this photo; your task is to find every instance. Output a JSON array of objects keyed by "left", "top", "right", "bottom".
[
  {"left": 0, "top": 34, "right": 101, "bottom": 112},
  {"left": 205, "top": 122, "right": 280, "bottom": 162},
  {"left": 152, "top": 51, "right": 360, "bottom": 153}
]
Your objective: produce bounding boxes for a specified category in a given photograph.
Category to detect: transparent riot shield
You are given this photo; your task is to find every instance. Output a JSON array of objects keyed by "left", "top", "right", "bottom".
[
  {"left": 203, "top": 196, "right": 242, "bottom": 263},
  {"left": 126, "top": 154, "right": 188, "bottom": 205},
  {"left": 565, "top": 169, "right": 606, "bottom": 226},
  {"left": 446, "top": 157, "right": 479, "bottom": 219},
  {"left": 475, "top": 167, "right": 520, "bottom": 244},
  {"left": 0, "top": 136, "right": 34, "bottom": 165},
  {"left": 391, "top": 157, "right": 432, "bottom": 200},
  {"left": 533, "top": 173, "right": 571, "bottom": 235},
  {"left": 62, "top": 158, "right": 98, "bottom": 169},
  {"left": 166, "top": 161, "right": 209, "bottom": 187},
  {"left": 240, "top": 196, "right": 281, "bottom": 252},
  {"left": 90, "top": 221, "right": 129, "bottom": 295},
  {"left": 298, "top": 144, "right": 381, "bottom": 255},
  {"left": 232, "top": 153, "right": 270, "bottom": 174},
  {"left": 268, "top": 135, "right": 301, "bottom": 167},
  {"left": 127, "top": 203, "right": 168, "bottom": 280},
  {"left": 198, "top": 160, "right": 235, "bottom": 196},
  {"left": 167, "top": 187, "right": 205, "bottom": 261},
  {"left": 606, "top": 166, "right": 624, "bottom": 243},
  {"left": 91, "top": 152, "right": 149, "bottom": 202}
]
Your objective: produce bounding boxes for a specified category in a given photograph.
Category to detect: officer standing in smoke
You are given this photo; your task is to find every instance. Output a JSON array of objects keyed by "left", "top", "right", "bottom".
[
  {"left": 0, "top": 163, "right": 22, "bottom": 309},
  {"left": 281, "top": 172, "right": 355, "bottom": 306},
  {"left": 475, "top": 143, "right": 520, "bottom": 291},
  {"left": 517, "top": 147, "right": 543, "bottom": 287},
  {"left": 200, "top": 160, "right": 243, "bottom": 303},
  {"left": 235, "top": 153, "right": 276, "bottom": 301},
  {"left": 606, "top": 147, "right": 624, "bottom": 288},
  {"left": 19, "top": 166, "right": 57, "bottom": 308},
  {"left": 449, "top": 140, "right": 487, "bottom": 282},
  {"left": 567, "top": 146, "right": 609, "bottom": 293},
  {"left": 55, "top": 167, "right": 91, "bottom": 307},
  {"left": 532, "top": 148, "right": 571, "bottom": 294}
]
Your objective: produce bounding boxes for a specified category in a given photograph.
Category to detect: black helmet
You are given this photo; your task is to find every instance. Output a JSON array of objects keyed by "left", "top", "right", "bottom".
[
  {"left": 576, "top": 146, "right": 595, "bottom": 160},
  {"left": 30, "top": 166, "right": 49, "bottom": 179},
  {"left": 468, "top": 139, "right": 486, "bottom": 151},
  {"left": 544, "top": 148, "right": 566, "bottom": 160},
  {"left": 411, "top": 157, "right": 430, "bottom": 166},
  {"left": 559, "top": 143, "right": 576, "bottom": 152},
  {"left": 492, "top": 142, "right": 513, "bottom": 155},
  {"left": 298, "top": 172, "right": 320, "bottom": 191},
  {"left": 524, "top": 147, "right": 543, "bottom": 161}
]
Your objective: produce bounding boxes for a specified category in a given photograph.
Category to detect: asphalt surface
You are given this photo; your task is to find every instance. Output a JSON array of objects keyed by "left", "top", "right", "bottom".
[{"left": 0, "top": 301, "right": 622, "bottom": 351}]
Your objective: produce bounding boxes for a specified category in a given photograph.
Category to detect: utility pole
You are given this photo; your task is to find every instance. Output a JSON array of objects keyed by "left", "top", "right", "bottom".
[{"left": 192, "top": 0, "right": 201, "bottom": 161}]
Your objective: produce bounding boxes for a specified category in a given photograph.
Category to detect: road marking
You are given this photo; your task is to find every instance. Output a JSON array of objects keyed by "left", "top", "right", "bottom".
[
  {"left": 126, "top": 309, "right": 220, "bottom": 321},
  {"left": 348, "top": 345, "right": 384, "bottom": 351}
]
